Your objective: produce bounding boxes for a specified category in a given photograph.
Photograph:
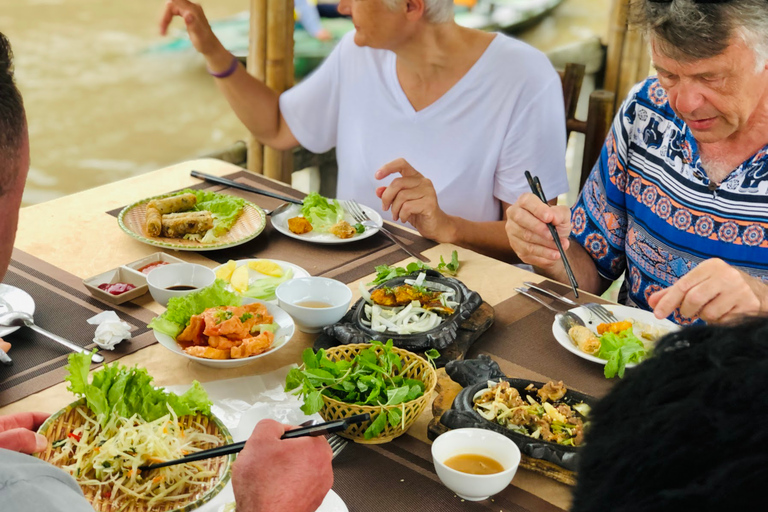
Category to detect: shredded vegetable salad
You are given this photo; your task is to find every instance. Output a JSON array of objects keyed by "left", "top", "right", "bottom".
[
  {"left": 47, "top": 352, "right": 224, "bottom": 510},
  {"left": 359, "top": 272, "right": 459, "bottom": 334},
  {"left": 51, "top": 406, "right": 222, "bottom": 508}
]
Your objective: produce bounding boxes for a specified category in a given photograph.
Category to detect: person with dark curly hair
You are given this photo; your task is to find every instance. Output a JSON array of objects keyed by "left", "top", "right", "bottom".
[{"left": 572, "top": 315, "right": 768, "bottom": 511}]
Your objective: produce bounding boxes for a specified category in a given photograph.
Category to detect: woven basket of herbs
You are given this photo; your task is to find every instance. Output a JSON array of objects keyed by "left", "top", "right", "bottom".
[{"left": 285, "top": 341, "right": 438, "bottom": 444}]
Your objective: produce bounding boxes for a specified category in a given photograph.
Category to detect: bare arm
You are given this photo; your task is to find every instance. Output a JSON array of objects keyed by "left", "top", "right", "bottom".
[{"left": 159, "top": 0, "right": 299, "bottom": 150}]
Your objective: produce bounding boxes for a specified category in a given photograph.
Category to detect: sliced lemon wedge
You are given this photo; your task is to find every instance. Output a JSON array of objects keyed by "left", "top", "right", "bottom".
[
  {"left": 230, "top": 264, "right": 251, "bottom": 293},
  {"left": 248, "top": 259, "right": 283, "bottom": 277},
  {"left": 216, "top": 260, "right": 237, "bottom": 282}
]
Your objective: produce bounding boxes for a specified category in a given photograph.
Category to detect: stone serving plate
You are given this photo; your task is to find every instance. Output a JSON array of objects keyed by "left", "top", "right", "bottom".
[
  {"left": 321, "top": 270, "right": 482, "bottom": 351},
  {"left": 440, "top": 355, "right": 595, "bottom": 472}
]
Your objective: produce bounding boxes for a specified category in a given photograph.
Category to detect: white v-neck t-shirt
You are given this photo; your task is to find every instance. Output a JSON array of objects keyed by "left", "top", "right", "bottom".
[{"left": 280, "top": 32, "right": 568, "bottom": 223}]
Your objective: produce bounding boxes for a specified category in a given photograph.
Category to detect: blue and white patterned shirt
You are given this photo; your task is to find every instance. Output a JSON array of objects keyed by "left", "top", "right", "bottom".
[{"left": 571, "top": 77, "right": 768, "bottom": 325}]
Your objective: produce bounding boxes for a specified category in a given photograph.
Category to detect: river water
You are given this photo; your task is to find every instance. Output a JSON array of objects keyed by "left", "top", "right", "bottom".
[{"left": 4, "top": 0, "right": 608, "bottom": 206}]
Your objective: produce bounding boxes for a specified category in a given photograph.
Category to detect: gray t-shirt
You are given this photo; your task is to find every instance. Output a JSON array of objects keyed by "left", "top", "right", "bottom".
[{"left": 0, "top": 448, "right": 92, "bottom": 511}]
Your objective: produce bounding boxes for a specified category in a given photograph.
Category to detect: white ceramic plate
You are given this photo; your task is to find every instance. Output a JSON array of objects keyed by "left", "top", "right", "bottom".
[
  {"left": 216, "top": 491, "right": 347, "bottom": 512},
  {"left": 0, "top": 284, "right": 36, "bottom": 337},
  {"left": 153, "top": 299, "right": 295, "bottom": 368},
  {"left": 213, "top": 259, "right": 310, "bottom": 303},
  {"left": 551, "top": 304, "right": 678, "bottom": 368},
  {"left": 271, "top": 202, "right": 382, "bottom": 244}
]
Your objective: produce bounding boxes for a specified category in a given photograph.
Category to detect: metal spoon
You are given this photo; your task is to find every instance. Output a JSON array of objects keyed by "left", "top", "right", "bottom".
[
  {"left": 265, "top": 202, "right": 290, "bottom": 216},
  {"left": 0, "top": 311, "right": 105, "bottom": 363},
  {"left": 514, "top": 287, "right": 586, "bottom": 333}
]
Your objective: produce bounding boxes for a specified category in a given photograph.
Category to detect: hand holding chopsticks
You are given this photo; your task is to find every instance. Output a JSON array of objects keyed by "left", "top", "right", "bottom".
[
  {"left": 138, "top": 414, "right": 369, "bottom": 471},
  {"left": 523, "top": 171, "right": 580, "bottom": 298}
]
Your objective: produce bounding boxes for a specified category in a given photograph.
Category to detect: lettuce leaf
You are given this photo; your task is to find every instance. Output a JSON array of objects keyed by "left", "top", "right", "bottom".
[
  {"left": 598, "top": 328, "right": 648, "bottom": 378},
  {"left": 179, "top": 188, "right": 247, "bottom": 236},
  {"left": 65, "top": 352, "right": 212, "bottom": 425},
  {"left": 148, "top": 279, "right": 241, "bottom": 338},
  {"left": 301, "top": 192, "right": 343, "bottom": 232}
]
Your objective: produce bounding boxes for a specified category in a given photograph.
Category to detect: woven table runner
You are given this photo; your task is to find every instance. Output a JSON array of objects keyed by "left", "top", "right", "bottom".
[
  {"left": 109, "top": 170, "right": 438, "bottom": 284},
  {"left": 332, "top": 434, "right": 564, "bottom": 512},
  {"left": 0, "top": 249, "right": 157, "bottom": 407},
  {"left": 467, "top": 281, "right": 614, "bottom": 399}
]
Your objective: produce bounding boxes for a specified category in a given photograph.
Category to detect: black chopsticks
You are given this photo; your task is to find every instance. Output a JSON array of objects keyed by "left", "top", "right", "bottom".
[
  {"left": 524, "top": 170, "right": 579, "bottom": 298},
  {"left": 138, "top": 414, "right": 369, "bottom": 471},
  {"left": 190, "top": 170, "right": 303, "bottom": 205}
]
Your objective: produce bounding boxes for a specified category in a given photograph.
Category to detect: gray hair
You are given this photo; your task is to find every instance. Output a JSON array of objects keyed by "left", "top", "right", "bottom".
[
  {"left": 381, "top": 0, "right": 454, "bottom": 24},
  {"left": 630, "top": 0, "right": 768, "bottom": 66}
]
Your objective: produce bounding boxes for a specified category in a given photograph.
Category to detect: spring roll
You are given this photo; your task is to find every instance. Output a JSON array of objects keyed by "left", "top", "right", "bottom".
[
  {"left": 145, "top": 206, "right": 163, "bottom": 237},
  {"left": 568, "top": 325, "right": 601, "bottom": 355},
  {"left": 147, "top": 193, "right": 197, "bottom": 214},
  {"left": 161, "top": 211, "right": 214, "bottom": 238}
]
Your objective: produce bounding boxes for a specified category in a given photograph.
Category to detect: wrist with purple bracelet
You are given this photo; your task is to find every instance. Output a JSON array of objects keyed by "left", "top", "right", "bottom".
[{"left": 207, "top": 55, "right": 239, "bottom": 79}]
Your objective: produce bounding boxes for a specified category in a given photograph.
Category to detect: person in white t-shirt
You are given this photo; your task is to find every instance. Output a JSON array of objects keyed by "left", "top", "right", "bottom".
[{"left": 160, "top": 0, "right": 568, "bottom": 261}]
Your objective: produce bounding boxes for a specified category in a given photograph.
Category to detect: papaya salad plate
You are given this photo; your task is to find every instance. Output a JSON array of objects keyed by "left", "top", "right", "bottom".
[
  {"left": 118, "top": 189, "right": 266, "bottom": 251},
  {"left": 37, "top": 353, "right": 233, "bottom": 512}
]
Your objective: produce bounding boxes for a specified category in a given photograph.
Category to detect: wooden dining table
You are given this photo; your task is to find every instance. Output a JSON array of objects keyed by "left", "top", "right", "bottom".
[{"left": 0, "top": 158, "right": 617, "bottom": 511}]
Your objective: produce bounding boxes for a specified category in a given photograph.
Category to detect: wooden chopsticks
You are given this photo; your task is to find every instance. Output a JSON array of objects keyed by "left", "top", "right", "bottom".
[
  {"left": 524, "top": 171, "right": 579, "bottom": 298},
  {"left": 138, "top": 414, "right": 370, "bottom": 471}
]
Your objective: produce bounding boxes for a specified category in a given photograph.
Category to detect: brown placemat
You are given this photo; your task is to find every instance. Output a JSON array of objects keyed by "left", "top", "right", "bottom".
[
  {"left": 108, "top": 171, "right": 437, "bottom": 284},
  {"left": 333, "top": 434, "right": 565, "bottom": 511},
  {"left": 0, "top": 249, "right": 157, "bottom": 407},
  {"left": 467, "top": 281, "right": 614, "bottom": 399}
]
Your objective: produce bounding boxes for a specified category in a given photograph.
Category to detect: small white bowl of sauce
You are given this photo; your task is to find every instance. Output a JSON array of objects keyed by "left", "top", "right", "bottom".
[
  {"left": 146, "top": 263, "right": 216, "bottom": 307},
  {"left": 431, "top": 428, "right": 521, "bottom": 501},
  {"left": 275, "top": 277, "right": 352, "bottom": 333}
]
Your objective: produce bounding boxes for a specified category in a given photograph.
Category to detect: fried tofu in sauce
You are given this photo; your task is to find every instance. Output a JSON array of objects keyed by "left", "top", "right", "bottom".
[{"left": 179, "top": 303, "right": 275, "bottom": 359}]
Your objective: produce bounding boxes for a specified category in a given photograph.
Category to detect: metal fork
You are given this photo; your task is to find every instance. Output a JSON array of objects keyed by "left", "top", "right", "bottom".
[
  {"left": 523, "top": 281, "right": 619, "bottom": 323},
  {"left": 344, "top": 200, "right": 428, "bottom": 263},
  {"left": 327, "top": 433, "right": 348, "bottom": 459}
]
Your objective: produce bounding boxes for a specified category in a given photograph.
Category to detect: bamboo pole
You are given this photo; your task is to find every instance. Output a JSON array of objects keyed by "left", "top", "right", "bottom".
[
  {"left": 603, "top": 0, "right": 629, "bottom": 111},
  {"left": 247, "top": 0, "right": 268, "bottom": 174},
  {"left": 263, "top": 0, "right": 294, "bottom": 182},
  {"left": 617, "top": 26, "right": 648, "bottom": 108}
]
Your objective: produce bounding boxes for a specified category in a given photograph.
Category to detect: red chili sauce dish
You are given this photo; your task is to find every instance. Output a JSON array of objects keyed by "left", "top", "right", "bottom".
[
  {"left": 98, "top": 282, "right": 136, "bottom": 296},
  {"left": 138, "top": 261, "right": 170, "bottom": 274}
]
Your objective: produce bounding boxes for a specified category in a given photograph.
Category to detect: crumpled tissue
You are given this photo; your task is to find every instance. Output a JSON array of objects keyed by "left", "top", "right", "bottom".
[{"left": 87, "top": 311, "right": 132, "bottom": 350}]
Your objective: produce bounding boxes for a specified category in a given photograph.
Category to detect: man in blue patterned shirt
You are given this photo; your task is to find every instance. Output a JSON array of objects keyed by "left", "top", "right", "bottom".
[{"left": 506, "top": 0, "right": 768, "bottom": 324}]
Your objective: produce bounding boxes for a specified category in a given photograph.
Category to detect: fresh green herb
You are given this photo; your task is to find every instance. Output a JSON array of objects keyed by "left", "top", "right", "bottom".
[
  {"left": 424, "top": 348, "right": 440, "bottom": 368},
  {"left": 285, "top": 341, "right": 427, "bottom": 440},
  {"left": 239, "top": 312, "right": 254, "bottom": 323},
  {"left": 65, "top": 352, "right": 212, "bottom": 427},
  {"left": 215, "top": 310, "right": 233, "bottom": 324},
  {"left": 437, "top": 251, "right": 460, "bottom": 276},
  {"left": 598, "top": 328, "right": 648, "bottom": 378},
  {"left": 366, "top": 250, "right": 460, "bottom": 286},
  {"left": 354, "top": 223, "right": 365, "bottom": 234}
]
